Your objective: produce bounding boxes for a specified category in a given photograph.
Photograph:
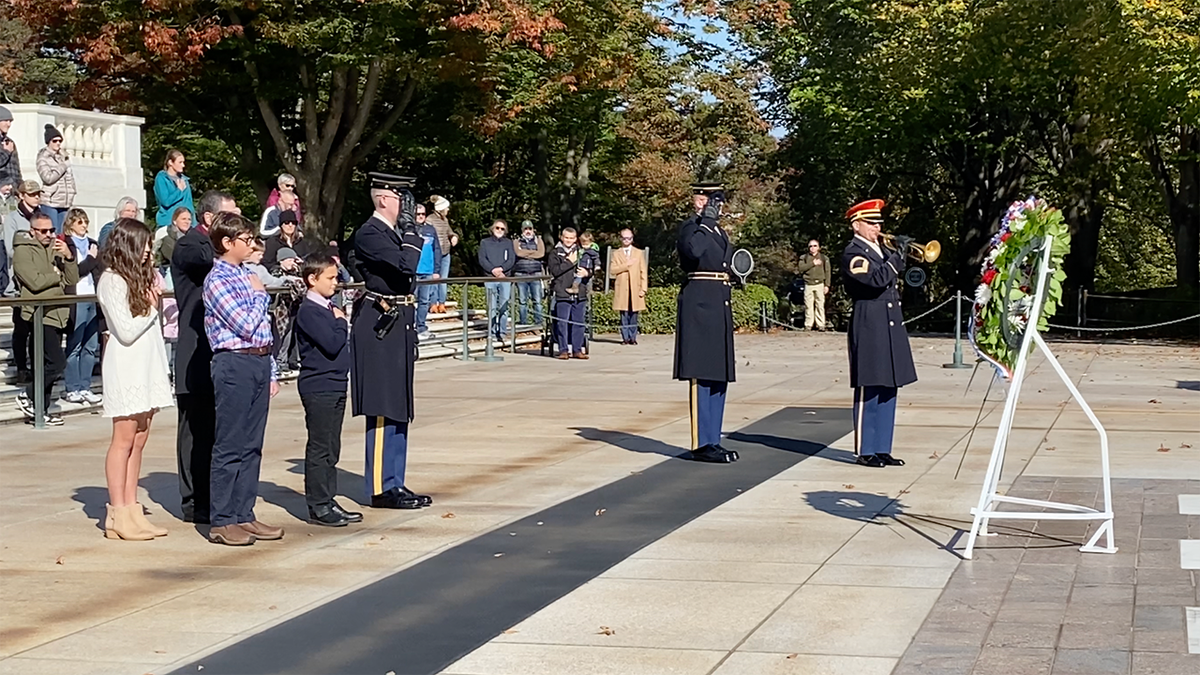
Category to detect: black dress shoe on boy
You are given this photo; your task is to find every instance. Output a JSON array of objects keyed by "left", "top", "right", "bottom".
[
  {"left": 856, "top": 454, "right": 887, "bottom": 468},
  {"left": 308, "top": 507, "right": 350, "bottom": 527},
  {"left": 331, "top": 502, "right": 364, "bottom": 522},
  {"left": 877, "top": 453, "right": 906, "bottom": 466},
  {"left": 371, "top": 489, "right": 423, "bottom": 509},
  {"left": 400, "top": 486, "right": 433, "bottom": 507}
]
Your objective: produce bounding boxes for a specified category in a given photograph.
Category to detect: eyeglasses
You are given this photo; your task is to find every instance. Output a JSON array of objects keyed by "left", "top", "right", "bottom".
[
  {"left": 282, "top": 184, "right": 295, "bottom": 189},
  {"left": 235, "top": 234, "right": 256, "bottom": 245},
  {"left": 621, "top": 236, "right": 634, "bottom": 241},
  {"left": 31, "top": 227, "right": 54, "bottom": 234}
]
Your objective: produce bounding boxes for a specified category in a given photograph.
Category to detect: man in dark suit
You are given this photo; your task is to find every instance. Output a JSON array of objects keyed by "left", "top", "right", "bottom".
[
  {"left": 674, "top": 182, "right": 738, "bottom": 464},
  {"left": 171, "top": 189, "right": 237, "bottom": 523},
  {"left": 350, "top": 173, "right": 431, "bottom": 509},
  {"left": 841, "top": 198, "right": 917, "bottom": 468}
]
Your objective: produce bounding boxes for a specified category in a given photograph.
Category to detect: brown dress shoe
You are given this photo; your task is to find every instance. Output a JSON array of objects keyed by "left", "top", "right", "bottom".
[
  {"left": 574, "top": 352, "right": 589, "bottom": 360},
  {"left": 556, "top": 352, "right": 571, "bottom": 360},
  {"left": 239, "top": 520, "right": 284, "bottom": 540},
  {"left": 210, "top": 524, "right": 255, "bottom": 546}
]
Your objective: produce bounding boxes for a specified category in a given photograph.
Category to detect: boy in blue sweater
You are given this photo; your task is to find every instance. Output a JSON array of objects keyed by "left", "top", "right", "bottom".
[{"left": 294, "top": 252, "right": 362, "bottom": 527}]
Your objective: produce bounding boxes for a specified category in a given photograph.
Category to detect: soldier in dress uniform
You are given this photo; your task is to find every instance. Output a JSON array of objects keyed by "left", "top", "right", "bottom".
[
  {"left": 674, "top": 182, "right": 739, "bottom": 463},
  {"left": 350, "top": 173, "right": 433, "bottom": 508},
  {"left": 841, "top": 198, "right": 918, "bottom": 468}
]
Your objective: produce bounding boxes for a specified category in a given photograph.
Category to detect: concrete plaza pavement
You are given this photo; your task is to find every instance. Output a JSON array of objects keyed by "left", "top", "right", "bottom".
[{"left": 0, "top": 332, "right": 1196, "bottom": 674}]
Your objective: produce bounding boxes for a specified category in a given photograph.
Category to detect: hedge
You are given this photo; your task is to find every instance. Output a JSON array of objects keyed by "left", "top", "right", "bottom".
[{"left": 449, "top": 282, "right": 777, "bottom": 334}]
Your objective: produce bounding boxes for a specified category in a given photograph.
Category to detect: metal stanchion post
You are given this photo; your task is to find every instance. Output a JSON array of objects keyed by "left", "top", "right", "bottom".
[
  {"left": 475, "top": 284, "right": 502, "bottom": 362},
  {"left": 943, "top": 290, "right": 971, "bottom": 369},
  {"left": 32, "top": 304, "right": 45, "bottom": 429},
  {"left": 759, "top": 301, "right": 768, "bottom": 332},
  {"left": 456, "top": 283, "right": 471, "bottom": 361},
  {"left": 508, "top": 279, "right": 517, "bottom": 352}
]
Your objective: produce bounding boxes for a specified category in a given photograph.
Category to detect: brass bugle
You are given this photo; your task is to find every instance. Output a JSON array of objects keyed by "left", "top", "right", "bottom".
[{"left": 880, "top": 233, "right": 940, "bottom": 264}]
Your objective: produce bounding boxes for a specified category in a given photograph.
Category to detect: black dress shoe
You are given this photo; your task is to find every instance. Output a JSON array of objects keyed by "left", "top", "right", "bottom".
[
  {"left": 400, "top": 486, "right": 432, "bottom": 507},
  {"left": 877, "top": 453, "right": 906, "bottom": 466},
  {"left": 371, "top": 490, "right": 422, "bottom": 509},
  {"left": 308, "top": 507, "right": 350, "bottom": 527},
  {"left": 714, "top": 444, "right": 740, "bottom": 462},
  {"left": 856, "top": 454, "right": 887, "bottom": 468},
  {"left": 331, "top": 502, "right": 363, "bottom": 522},
  {"left": 688, "top": 445, "right": 735, "bottom": 463}
]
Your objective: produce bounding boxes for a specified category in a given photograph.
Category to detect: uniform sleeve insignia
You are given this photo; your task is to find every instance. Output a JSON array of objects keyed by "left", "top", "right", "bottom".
[{"left": 849, "top": 256, "right": 869, "bottom": 274}]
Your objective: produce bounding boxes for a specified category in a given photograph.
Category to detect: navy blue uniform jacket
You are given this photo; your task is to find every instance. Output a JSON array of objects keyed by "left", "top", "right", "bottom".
[
  {"left": 351, "top": 215, "right": 423, "bottom": 422},
  {"left": 673, "top": 212, "right": 735, "bottom": 383},
  {"left": 841, "top": 237, "right": 917, "bottom": 389}
]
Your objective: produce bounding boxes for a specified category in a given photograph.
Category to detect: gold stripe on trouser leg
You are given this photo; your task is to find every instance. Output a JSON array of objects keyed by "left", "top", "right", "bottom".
[
  {"left": 853, "top": 387, "right": 863, "bottom": 456},
  {"left": 373, "top": 416, "right": 385, "bottom": 496},
  {"left": 690, "top": 379, "right": 699, "bottom": 450}
]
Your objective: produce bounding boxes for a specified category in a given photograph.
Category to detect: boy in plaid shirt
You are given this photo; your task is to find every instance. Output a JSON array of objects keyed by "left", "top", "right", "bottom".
[{"left": 202, "top": 213, "right": 283, "bottom": 546}]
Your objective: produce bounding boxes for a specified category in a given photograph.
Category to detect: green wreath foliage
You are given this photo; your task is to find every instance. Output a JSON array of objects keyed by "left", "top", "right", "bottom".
[{"left": 970, "top": 198, "right": 1071, "bottom": 379}]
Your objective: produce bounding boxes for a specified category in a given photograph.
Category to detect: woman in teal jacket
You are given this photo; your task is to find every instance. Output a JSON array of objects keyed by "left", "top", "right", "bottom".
[{"left": 153, "top": 149, "right": 194, "bottom": 228}]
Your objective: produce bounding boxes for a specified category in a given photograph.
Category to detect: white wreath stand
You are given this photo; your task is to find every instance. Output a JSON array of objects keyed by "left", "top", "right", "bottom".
[{"left": 963, "top": 235, "right": 1116, "bottom": 559}]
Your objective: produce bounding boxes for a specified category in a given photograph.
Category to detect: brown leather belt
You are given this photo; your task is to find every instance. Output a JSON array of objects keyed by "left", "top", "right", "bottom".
[
  {"left": 216, "top": 346, "right": 272, "bottom": 356},
  {"left": 688, "top": 272, "right": 730, "bottom": 281}
]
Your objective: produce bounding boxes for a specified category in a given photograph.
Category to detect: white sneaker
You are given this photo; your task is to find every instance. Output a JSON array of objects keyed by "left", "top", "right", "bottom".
[
  {"left": 15, "top": 392, "right": 33, "bottom": 416},
  {"left": 25, "top": 412, "right": 64, "bottom": 427},
  {"left": 418, "top": 329, "right": 433, "bottom": 342},
  {"left": 63, "top": 391, "right": 85, "bottom": 404},
  {"left": 81, "top": 391, "right": 103, "bottom": 405}
]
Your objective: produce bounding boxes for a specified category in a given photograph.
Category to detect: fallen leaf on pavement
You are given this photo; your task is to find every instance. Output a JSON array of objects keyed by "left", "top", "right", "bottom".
[
  {"left": 598, "top": 626, "right": 615, "bottom": 635},
  {"left": 595, "top": 508, "right": 607, "bottom": 516},
  {"left": 502, "top": 629, "right": 519, "bottom": 634},
  {"left": 1045, "top": 446, "right": 1056, "bottom": 451},
  {"left": 493, "top": 552, "right": 504, "bottom": 557},
  {"left": 786, "top": 653, "right": 798, "bottom": 659},
  {"left": 442, "top": 512, "right": 456, "bottom": 519},
  {"left": 1157, "top": 445, "right": 1170, "bottom": 453},
  {"left": 1181, "top": 443, "right": 1192, "bottom": 448},
  {"left": 843, "top": 484, "right": 854, "bottom": 489},
  {"left": 1149, "top": 399, "right": 1161, "bottom": 404},
  {"left": 899, "top": 489, "right": 910, "bottom": 495},
  {"left": 54, "top": 556, "right": 64, "bottom": 565},
  {"left": 929, "top": 452, "right": 940, "bottom": 459},
  {"left": 268, "top": 605, "right": 277, "bottom": 610}
]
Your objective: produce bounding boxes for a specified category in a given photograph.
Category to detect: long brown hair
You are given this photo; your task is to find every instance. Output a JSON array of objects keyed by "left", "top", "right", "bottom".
[
  {"left": 162, "top": 148, "right": 184, "bottom": 172},
  {"left": 102, "top": 219, "right": 155, "bottom": 317}
]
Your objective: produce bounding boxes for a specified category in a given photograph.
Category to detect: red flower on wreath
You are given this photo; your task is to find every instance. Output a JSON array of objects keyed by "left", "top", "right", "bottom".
[
  {"left": 981, "top": 269, "right": 997, "bottom": 285},
  {"left": 1000, "top": 232, "right": 1012, "bottom": 242}
]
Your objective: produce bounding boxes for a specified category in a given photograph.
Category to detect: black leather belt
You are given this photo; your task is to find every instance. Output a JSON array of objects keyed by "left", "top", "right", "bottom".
[{"left": 362, "top": 291, "right": 416, "bottom": 308}]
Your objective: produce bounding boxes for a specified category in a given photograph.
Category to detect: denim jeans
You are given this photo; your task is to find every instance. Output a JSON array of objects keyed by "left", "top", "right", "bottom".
[
  {"left": 46, "top": 206, "right": 69, "bottom": 234},
  {"left": 435, "top": 253, "right": 451, "bottom": 304},
  {"left": 515, "top": 276, "right": 544, "bottom": 325},
  {"left": 416, "top": 273, "right": 436, "bottom": 332},
  {"left": 64, "top": 301, "right": 101, "bottom": 393},
  {"left": 484, "top": 281, "right": 511, "bottom": 339}
]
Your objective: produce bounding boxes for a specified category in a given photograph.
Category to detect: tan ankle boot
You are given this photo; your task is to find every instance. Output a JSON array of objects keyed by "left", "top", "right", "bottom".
[
  {"left": 129, "top": 503, "right": 168, "bottom": 537},
  {"left": 105, "top": 504, "right": 154, "bottom": 540}
]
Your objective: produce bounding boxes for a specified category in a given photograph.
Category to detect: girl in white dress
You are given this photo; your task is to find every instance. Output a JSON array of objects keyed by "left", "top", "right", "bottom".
[{"left": 95, "top": 220, "right": 175, "bottom": 540}]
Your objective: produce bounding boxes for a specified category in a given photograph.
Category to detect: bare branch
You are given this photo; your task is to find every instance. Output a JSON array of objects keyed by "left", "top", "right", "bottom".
[
  {"left": 351, "top": 74, "right": 418, "bottom": 165},
  {"left": 244, "top": 60, "right": 299, "bottom": 175},
  {"left": 299, "top": 60, "right": 320, "bottom": 157}
]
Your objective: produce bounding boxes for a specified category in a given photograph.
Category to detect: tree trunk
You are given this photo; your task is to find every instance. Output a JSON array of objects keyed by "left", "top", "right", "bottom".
[
  {"left": 950, "top": 150, "right": 1030, "bottom": 291},
  {"left": 1061, "top": 177, "right": 1106, "bottom": 293},
  {"left": 1144, "top": 125, "right": 1200, "bottom": 292},
  {"left": 533, "top": 125, "right": 553, "bottom": 231}
]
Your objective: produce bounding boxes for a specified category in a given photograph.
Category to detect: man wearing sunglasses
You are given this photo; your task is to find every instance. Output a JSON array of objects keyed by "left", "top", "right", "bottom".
[{"left": 12, "top": 210, "right": 77, "bottom": 425}]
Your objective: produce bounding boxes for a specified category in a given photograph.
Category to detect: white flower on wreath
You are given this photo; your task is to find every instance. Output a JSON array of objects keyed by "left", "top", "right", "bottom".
[
  {"left": 1010, "top": 216, "right": 1027, "bottom": 232},
  {"left": 987, "top": 246, "right": 1002, "bottom": 264},
  {"left": 1006, "top": 297, "right": 1030, "bottom": 332},
  {"left": 975, "top": 283, "right": 992, "bottom": 306}
]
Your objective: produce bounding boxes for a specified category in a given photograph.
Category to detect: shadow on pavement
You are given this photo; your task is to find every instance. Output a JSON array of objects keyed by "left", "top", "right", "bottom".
[
  {"left": 1177, "top": 380, "right": 1200, "bottom": 391},
  {"left": 284, "top": 458, "right": 370, "bottom": 507},
  {"left": 571, "top": 427, "right": 689, "bottom": 458},
  {"left": 725, "top": 432, "right": 857, "bottom": 463}
]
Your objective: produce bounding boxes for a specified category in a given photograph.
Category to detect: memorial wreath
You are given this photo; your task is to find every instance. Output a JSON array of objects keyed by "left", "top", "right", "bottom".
[{"left": 969, "top": 197, "right": 1071, "bottom": 379}]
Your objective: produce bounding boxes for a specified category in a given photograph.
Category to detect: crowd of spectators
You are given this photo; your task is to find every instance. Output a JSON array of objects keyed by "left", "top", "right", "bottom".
[{"left": 0, "top": 107, "right": 665, "bottom": 541}]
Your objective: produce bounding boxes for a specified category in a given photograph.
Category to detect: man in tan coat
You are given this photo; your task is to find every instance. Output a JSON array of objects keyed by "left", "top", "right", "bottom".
[{"left": 610, "top": 228, "right": 648, "bottom": 345}]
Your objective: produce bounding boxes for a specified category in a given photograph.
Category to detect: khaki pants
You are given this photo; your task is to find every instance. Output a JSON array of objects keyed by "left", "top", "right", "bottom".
[{"left": 804, "top": 284, "right": 826, "bottom": 329}]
